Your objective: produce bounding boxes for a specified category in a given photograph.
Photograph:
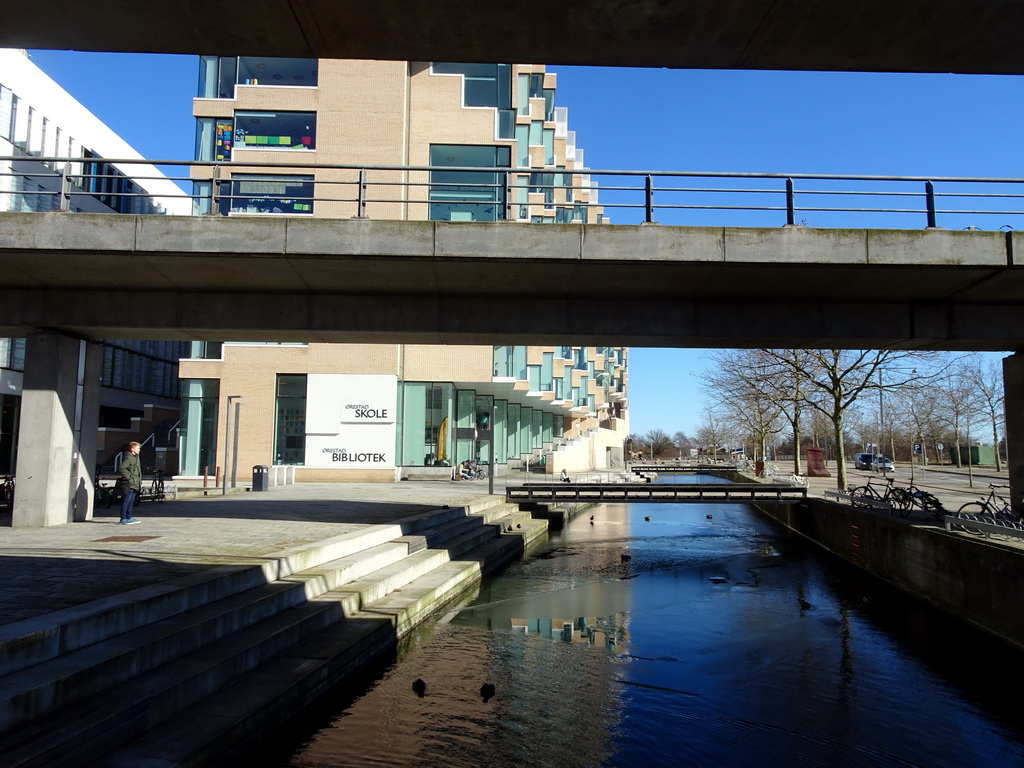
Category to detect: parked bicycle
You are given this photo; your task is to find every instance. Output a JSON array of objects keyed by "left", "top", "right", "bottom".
[
  {"left": 886, "top": 481, "right": 948, "bottom": 522},
  {"left": 957, "top": 484, "right": 1023, "bottom": 536},
  {"left": 847, "top": 476, "right": 903, "bottom": 510},
  {"left": 141, "top": 469, "right": 166, "bottom": 503},
  {"left": 94, "top": 478, "right": 118, "bottom": 509}
]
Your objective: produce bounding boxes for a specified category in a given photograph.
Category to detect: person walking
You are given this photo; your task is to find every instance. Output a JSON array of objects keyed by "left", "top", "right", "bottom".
[{"left": 118, "top": 441, "right": 142, "bottom": 524}]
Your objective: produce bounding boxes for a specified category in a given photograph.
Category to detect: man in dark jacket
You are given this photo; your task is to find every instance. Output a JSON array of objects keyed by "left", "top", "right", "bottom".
[{"left": 118, "top": 441, "right": 143, "bottom": 524}]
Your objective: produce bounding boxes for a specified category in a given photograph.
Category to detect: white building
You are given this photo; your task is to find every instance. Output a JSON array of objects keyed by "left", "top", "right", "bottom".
[{"left": 0, "top": 49, "right": 191, "bottom": 477}]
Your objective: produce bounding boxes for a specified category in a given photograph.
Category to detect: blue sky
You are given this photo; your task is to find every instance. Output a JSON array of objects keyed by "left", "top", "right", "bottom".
[{"left": 23, "top": 51, "right": 1024, "bottom": 437}]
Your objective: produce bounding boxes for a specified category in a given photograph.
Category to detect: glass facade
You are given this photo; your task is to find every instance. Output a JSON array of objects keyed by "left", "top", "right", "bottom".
[
  {"left": 455, "top": 389, "right": 476, "bottom": 465},
  {"left": 519, "top": 406, "right": 533, "bottom": 459},
  {"left": 391, "top": 380, "right": 574, "bottom": 469},
  {"left": 179, "top": 379, "right": 219, "bottom": 477},
  {"left": 398, "top": 382, "right": 455, "bottom": 467},
  {"left": 475, "top": 395, "right": 494, "bottom": 464},
  {"left": 274, "top": 374, "right": 307, "bottom": 465},
  {"left": 101, "top": 341, "right": 186, "bottom": 398},
  {"left": 506, "top": 402, "right": 521, "bottom": 460},
  {"left": 493, "top": 399, "right": 507, "bottom": 464}
]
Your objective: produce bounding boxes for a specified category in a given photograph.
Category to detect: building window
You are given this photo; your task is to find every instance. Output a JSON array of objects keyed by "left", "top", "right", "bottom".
[
  {"left": 179, "top": 379, "right": 219, "bottom": 477},
  {"left": 398, "top": 382, "right": 454, "bottom": 467},
  {"left": 541, "top": 352, "right": 554, "bottom": 391},
  {"left": 574, "top": 347, "right": 589, "bottom": 370},
  {"left": 492, "top": 346, "right": 527, "bottom": 379},
  {"left": 221, "top": 174, "right": 314, "bottom": 215},
  {"left": 0, "top": 393, "right": 20, "bottom": 475},
  {"left": 195, "top": 117, "right": 234, "bottom": 161},
  {"left": 0, "top": 86, "right": 14, "bottom": 141},
  {"left": 234, "top": 111, "right": 316, "bottom": 150},
  {"left": 493, "top": 399, "right": 507, "bottom": 464},
  {"left": 432, "top": 62, "right": 511, "bottom": 108},
  {"left": 0, "top": 338, "right": 26, "bottom": 373},
  {"left": 432, "top": 63, "right": 512, "bottom": 107},
  {"left": 429, "top": 144, "right": 509, "bottom": 222},
  {"left": 275, "top": 374, "right": 307, "bottom": 466},
  {"left": 475, "top": 394, "right": 494, "bottom": 464},
  {"left": 529, "top": 172, "right": 554, "bottom": 207},
  {"left": 237, "top": 57, "right": 318, "bottom": 87},
  {"left": 431, "top": 63, "right": 514, "bottom": 138},
  {"left": 199, "top": 56, "right": 318, "bottom": 98},
  {"left": 507, "top": 402, "right": 521, "bottom": 459},
  {"left": 77, "top": 151, "right": 161, "bottom": 214}
]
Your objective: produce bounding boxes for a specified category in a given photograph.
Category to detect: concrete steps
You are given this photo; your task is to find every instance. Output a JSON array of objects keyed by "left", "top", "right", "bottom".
[{"left": 0, "top": 497, "right": 546, "bottom": 768}]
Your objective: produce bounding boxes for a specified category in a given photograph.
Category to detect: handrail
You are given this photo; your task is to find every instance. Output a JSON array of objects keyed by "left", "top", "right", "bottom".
[
  {"left": 111, "top": 419, "right": 181, "bottom": 471},
  {"left": 3, "top": 154, "right": 1023, "bottom": 229}
]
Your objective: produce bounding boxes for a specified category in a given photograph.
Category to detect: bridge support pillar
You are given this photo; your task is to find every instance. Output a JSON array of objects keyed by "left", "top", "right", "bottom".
[
  {"left": 1004, "top": 353, "right": 1024, "bottom": 511},
  {"left": 12, "top": 331, "right": 101, "bottom": 527}
]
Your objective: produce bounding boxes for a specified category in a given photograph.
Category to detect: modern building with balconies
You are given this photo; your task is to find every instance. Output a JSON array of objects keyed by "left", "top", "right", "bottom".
[{"left": 177, "top": 58, "right": 628, "bottom": 482}]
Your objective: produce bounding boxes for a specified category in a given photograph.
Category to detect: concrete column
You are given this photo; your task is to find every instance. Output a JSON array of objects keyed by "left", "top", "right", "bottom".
[
  {"left": 1003, "top": 352, "right": 1024, "bottom": 510},
  {"left": 12, "top": 332, "right": 101, "bottom": 528}
]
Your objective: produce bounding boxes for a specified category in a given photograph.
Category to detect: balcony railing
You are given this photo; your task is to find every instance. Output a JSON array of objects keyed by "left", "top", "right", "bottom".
[{"left": 2, "top": 155, "right": 1023, "bottom": 230}]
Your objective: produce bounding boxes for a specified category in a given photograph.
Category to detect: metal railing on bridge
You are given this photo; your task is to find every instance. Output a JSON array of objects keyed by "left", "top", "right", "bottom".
[
  {"left": 3, "top": 155, "right": 1024, "bottom": 231},
  {"left": 629, "top": 463, "right": 738, "bottom": 474},
  {"left": 506, "top": 482, "right": 807, "bottom": 504}
]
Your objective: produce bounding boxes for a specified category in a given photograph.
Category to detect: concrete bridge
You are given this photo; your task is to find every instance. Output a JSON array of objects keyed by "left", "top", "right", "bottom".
[
  {"left": 3, "top": 1, "right": 1023, "bottom": 75},
  {"left": 3, "top": 212, "right": 1022, "bottom": 351}
]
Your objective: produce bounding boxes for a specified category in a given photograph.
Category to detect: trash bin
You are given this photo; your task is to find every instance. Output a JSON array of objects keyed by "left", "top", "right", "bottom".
[{"left": 252, "top": 465, "right": 270, "bottom": 491}]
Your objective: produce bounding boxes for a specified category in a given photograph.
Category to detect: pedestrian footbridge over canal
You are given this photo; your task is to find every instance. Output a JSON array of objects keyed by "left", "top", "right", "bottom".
[{"left": 506, "top": 481, "right": 807, "bottom": 504}]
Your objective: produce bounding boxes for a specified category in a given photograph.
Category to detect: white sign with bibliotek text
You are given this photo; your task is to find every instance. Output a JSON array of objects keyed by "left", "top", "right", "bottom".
[{"left": 304, "top": 374, "right": 397, "bottom": 469}]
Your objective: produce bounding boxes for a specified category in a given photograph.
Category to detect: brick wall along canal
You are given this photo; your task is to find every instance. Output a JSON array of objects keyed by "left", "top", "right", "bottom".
[{"left": 256, "top": 476, "right": 1024, "bottom": 768}]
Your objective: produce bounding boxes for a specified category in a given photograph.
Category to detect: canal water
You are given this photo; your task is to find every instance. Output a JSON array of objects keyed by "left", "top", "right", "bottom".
[{"left": 257, "top": 474, "right": 1024, "bottom": 767}]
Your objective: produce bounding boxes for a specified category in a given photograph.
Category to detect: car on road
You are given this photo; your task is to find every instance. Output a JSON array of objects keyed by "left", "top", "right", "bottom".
[{"left": 854, "top": 452, "right": 894, "bottom": 471}]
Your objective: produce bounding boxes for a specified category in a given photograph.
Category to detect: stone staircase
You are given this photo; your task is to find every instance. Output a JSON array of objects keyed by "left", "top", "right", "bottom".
[{"left": 0, "top": 498, "right": 546, "bottom": 767}]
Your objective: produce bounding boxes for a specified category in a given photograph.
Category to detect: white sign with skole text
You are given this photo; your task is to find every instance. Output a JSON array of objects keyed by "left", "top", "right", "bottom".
[{"left": 305, "top": 374, "right": 397, "bottom": 469}]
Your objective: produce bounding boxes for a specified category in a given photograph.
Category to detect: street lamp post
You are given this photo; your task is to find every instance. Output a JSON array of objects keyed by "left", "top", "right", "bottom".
[{"left": 222, "top": 395, "right": 242, "bottom": 496}]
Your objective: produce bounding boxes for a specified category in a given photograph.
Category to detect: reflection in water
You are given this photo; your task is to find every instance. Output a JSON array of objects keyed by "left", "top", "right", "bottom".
[
  {"left": 508, "top": 615, "right": 628, "bottom": 652},
  {"left": 264, "top": 498, "right": 1024, "bottom": 768}
]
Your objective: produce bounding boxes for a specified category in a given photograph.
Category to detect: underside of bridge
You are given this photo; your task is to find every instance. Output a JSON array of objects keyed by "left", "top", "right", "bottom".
[
  {"left": 2, "top": 213, "right": 1022, "bottom": 352},
  {"left": 4, "top": 1, "right": 1024, "bottom": 75}
]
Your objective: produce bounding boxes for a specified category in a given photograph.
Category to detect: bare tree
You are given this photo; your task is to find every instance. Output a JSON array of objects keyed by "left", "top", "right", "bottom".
[
  {"left": 971, "top": 355, "right": 1005, "bottom": 471},
  {"left": 936, "top": 358, "right": 983, "bottom": 479},
  {"left": 759, "top": 349, "right": 812, "bottom": 475},
  {"left": 673, "top": 431, "right": 691, "bottom": 459},
  {"left": 694, "top": 408, "right": 732, "bottom": 462},
  {"left": 761, "top": 349, "right": 935, "bottom": 490},
  {"left": 704, "top": 350, "right": 782, "bottom": 468},
  {"left": 894, "top": 385, "right": 943, "bottom": 472},
  {"left": 644, "top": 428, "right": 675, "bottom": 459}
]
